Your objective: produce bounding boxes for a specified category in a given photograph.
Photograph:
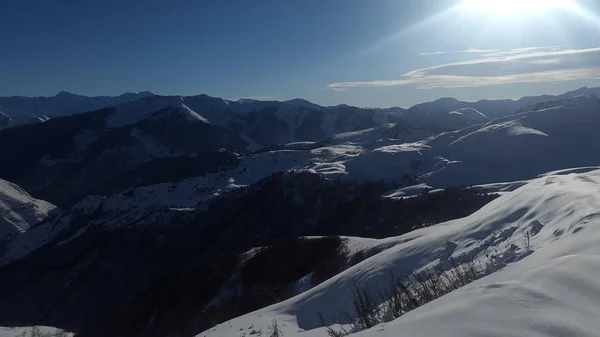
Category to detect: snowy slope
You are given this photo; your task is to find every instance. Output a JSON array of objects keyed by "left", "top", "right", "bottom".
[
  {"left": 448, "top": 107, "right": 487, "bottom": 121},
  {"left": 90, "top": 96, "right": 600, "bottom": 209},
  {"left": 423, "top": 95, "right": 600, "bottom": 188},
  {"left": 0, "top": 179, "right": 57, "bottom": 241},
  {"left": 0, "top": 149, "right": 320, "bottom": 265},
  {"left": 200, "top": 167, "right": 600, "bottom": 337},
  {"left": 0, "top": 326, "right": 71, "bottom": 337},
  {"left": 315, "top": 95, "right": 600, "bottom": 190},
  {"left": 0, "top": 111, "right": 12, "bottom": 129},
  {"left": 208, "top": 235, "right": 411, "bottom": 310},
  {"left": 405, "top": 86, "right": 600, "bottom": 127}
]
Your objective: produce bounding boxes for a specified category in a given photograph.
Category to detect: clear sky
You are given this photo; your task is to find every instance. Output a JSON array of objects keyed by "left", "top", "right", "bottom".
[{"left": 2, "top": 0, "right": 600, "bottom": 107}]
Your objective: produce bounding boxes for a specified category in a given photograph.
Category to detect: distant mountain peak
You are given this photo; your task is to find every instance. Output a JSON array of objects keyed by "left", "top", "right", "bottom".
[
  {"left": 434, "top": 97, "right": 461, "bottom": 103},
  {"left": 54, "top": 91, "right": 79, "bottom": 98},
  {"left": 285, "top": 98, "right": 311, "bottom": 104},
  {"left": 119, "top": 91, "right": 155, "bottom": 98},
  {"left": 283, "top": 98, "right": 320, "bottom": 109}
]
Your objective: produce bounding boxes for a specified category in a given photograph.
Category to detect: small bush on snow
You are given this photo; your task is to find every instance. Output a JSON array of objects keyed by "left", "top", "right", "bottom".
[
  {"left": 268, "top": 320, "right": 283, "bottom": 337},
  {"left": 351, "top": 283, "right": 380, "bottom": 329}
]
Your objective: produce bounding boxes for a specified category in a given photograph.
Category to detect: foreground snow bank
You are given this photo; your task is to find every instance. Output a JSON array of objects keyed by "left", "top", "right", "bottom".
[
  {"left": 0, "top": 326, "right": 72, "bottom": 337},
  {"left": 200, "top": 167, "right": 600, "bottom": 337}
]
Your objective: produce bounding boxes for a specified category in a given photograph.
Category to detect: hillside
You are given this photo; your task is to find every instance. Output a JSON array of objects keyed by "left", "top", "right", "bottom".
[
  {"left": 0, "top": 103, "right": 247, "bottom": 207},
  {"left": 201, "top": 167, "right": 600, "bottom": 337},
  {"left": 0, "top": 179, "right": 57, "bottom": 241}
]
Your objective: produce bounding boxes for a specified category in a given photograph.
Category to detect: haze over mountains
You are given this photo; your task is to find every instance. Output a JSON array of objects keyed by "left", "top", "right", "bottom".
[
  {"left": 0, "top": 91, "right": 154, "bottom": 127},
  {"left": 0, "top": 86, "right": 599, "bottom": 337}
]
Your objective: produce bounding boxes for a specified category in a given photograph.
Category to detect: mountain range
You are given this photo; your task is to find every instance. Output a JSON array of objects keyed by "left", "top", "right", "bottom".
[
  {"left": 0, "top": 86, "right": 599, "bottom": 337},
  {"left": 3, "top": 86, "right": 599, "bottom": 135}
]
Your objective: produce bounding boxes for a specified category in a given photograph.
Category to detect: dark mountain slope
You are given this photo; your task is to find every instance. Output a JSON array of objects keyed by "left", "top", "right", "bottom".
[
  {"left": 0, "top": 171, "right": 497, "bottom": 337},
  {"left": 0, "top": 104, "right": 246, "bottom": 207}
]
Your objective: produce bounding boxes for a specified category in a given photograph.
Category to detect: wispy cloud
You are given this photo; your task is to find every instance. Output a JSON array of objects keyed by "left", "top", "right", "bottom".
[
  {"left": 329, "top": 47, "right": 600, "bottom": 90},
  {"left": 420, "top": 48, "right": 497, "bottom": 56},
  {"left": 529, "top": 58, "right": 562, "bottom": 65},
  {"left": 420, "top": 51, "right": 448, "bottom": 56},
  {"left": 481, "top": 46, "right": 560, "bottom": 57}
]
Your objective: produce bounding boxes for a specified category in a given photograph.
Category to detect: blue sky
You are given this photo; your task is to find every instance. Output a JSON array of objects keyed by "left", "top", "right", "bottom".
[{"left": 2, "top": 0, "right": 600, "bottom": 107}]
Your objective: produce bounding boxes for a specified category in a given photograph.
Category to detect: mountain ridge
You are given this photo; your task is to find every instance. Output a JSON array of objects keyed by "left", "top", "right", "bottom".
[
  {"left": 2, "top": 86, "right": 597, "bottom": 128},
  {"left": 7, "top": 86, "right": 595, "bottom": 110},
  {"left": 0, "top": 89, "right": 599, "bottom": 337}
]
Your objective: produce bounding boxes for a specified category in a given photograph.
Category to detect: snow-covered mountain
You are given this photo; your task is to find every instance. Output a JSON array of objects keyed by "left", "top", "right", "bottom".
[
  {"left": 101, "top": 94, "right": 408, "bottom": 148},
  {"left": 2, "top": 86, "right": 595, "bottom": 138},
  {"left": 101, "top": 94, "right": 600, "bottom": 203},
  {"left": 3, "top": 94, "right": 597, "bottom": 247},
  {"left": 0, "top": 88, "right": 599, "bottom": 337},
  {"left": 0, "top": 179, "right": 57, "bottom": 241},
  {"left": 402, "top": 86, "right": 600, "bottom": 131},
  {"left": 96, "top": 86, "right": 600, "bottom": 145},
  {"left": 0, "top": 101, "right": 248, "bottom": 207}
]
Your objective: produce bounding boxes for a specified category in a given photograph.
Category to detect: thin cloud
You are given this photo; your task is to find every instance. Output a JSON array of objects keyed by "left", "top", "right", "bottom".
[
  {"left": 420, "top": 48, "right": 497, "bottom": 56},
  {"left": 482, "top": 46, "right": 560, "bottom": 57},
  {"left": 329, "top": 47, "right": 600, "bottom": 90},
  {"left": 529, "top": 58, "right": 562, "bottom": 65},
  {"left": 330, "top": 87, "right": 347, "bottom": 92},
  {"left": 462, "top": 48, "right": 498, "bottom": 53},
  {"left": 420, "top": 51, "right": 448, "bottom": 56}
]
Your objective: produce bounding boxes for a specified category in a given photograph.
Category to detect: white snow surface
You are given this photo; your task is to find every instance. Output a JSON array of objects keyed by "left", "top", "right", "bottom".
[
  {"left": 0, "top": 179, "right": 58, "bottom": 240},
  {"left": 200, "top": 167, "right": 600, "bottom": 337},
  {"left": 142, "top": 103, "right": 210, "bottom": 124},
  {"left": 448, "top": 107, "right": 487, "bottom": 120},
  {"left": 0, "top": 326, "right": 72, "bottom": 337}
]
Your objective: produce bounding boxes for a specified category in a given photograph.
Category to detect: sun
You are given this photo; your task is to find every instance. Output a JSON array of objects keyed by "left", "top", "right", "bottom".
[{"left": 459, "top": 0, "right": 579, "bottom": 15}]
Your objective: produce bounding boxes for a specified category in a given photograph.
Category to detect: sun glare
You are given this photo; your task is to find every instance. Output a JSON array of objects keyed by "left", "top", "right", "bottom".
[{"left": 460, "top": 0, "right": 579, "bottom": 15}]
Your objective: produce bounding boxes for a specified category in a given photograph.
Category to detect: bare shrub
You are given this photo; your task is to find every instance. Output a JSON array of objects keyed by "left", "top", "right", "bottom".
[
  {"left": 351, "top": 284, "right": 379, "bottom": 329},
  {"left": 269, "top": 319, "right": 283, "bottom": 337},
  {"left": 318, "top": 313, "right": 348, "bottom": 337},
  {"left": 321, "top": 247, "right": 510, "bottom": 335}
]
